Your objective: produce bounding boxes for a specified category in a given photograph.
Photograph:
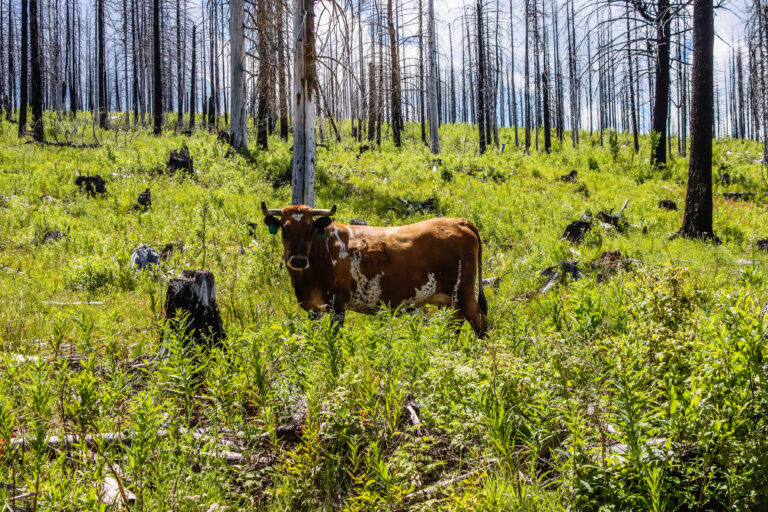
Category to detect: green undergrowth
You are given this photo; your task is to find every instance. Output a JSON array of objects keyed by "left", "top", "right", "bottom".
[{"left": 1, "top": 114, "right": 768, "bottom": 510}]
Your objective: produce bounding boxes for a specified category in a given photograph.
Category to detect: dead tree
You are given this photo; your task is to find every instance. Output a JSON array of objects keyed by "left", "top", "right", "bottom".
[
  {"left": 18, "top": 0, "right": 28, "bottom": 137},
  {"left": 292, "top": 0, "right": 316, "bottom": 206},
  {"left": 678, "top": 0, "right": 716, "bottom": 240},
  {"left": 276, "top": 0, "right": 289, "bottom": 140},
  {"left": 477, "top": 0, "right": 487, "bottom": 154},
  {"left": 230, "top": 0, "right": 247, "bottom": 150},
  {"left": 256, "top": 0, "right": 270, "bottom": 149},
  {"left": 387, "top": 0, "right": 403, "bottom": 147},
  {"left": 97, "top": 0, "right": 107, "bottom": 129},
  {"left": 29, "top": 0, "right": 42, "bottom": 141},
  {"left": 152, "top": 0, "right": 162, "bottom": 134},
  {"left": 427, "top": 0, "right": 439, "bottom": 153}
]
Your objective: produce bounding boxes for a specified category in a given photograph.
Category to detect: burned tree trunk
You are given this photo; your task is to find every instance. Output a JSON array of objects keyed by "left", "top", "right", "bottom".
[
  {"left": 387, "top": 0, "right": 403, "bottom": 148},
  {"left": 276, "top": 0, "right": 289, "bottom": 140},
  {"left": 650, "top": 0, "right": 671, "bottom": 166},
  {"left": 678, "top": 0, "right": 716, "bottom": 240},
  {"left": 190, "top": 24, "right": 196, "bottom": 129},
  {"left": 29, "top": 0, "right": 42, "bottom": 141},
  {"left": 164, "top": 270, "right": 225, "bottom": 348},
  {"left": 18, "top": 0, "right": 28, "bottom": 137},
  {"left": 256, "top": 0, "right": 270, "bottom": 149},
  {"left": 427, "top": 0, "right": 439, "bottom": 154},
  {"left": 476, "top": 0, "right": 487, "bottom": 154},
  {"left": 152, "top": 0, "right": 162, "bottom": 134},
  {"left": 97, "top": 0, "right": 107, "bottom": 129}
]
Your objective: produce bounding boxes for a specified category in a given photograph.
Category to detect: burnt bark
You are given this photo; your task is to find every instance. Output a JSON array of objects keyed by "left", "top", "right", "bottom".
[
  {"left": 678, "top": 0, "right": 716, "bottom": 240},
  {"left": 164, "top": 270, "right": 225, "bottom": 348},
  {"left": 152, "top": 0, "right": 162, "bottom": 134},
  {"left": 29, "top": 0, "right": 42, "bottom": 141},
  {"left": 18, "top": 0, "right": 28, "bottom": 137}
]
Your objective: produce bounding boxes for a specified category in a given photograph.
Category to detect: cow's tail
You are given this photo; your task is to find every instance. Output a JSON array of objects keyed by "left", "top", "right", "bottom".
[{"left": 469, "top": 222, "right": 488, "bottom": 315}]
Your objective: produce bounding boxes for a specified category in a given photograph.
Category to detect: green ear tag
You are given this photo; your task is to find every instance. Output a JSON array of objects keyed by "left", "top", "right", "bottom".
[
  {"left": 316, "top": 231, "right": 326, "bottom": 239},
  {"left": 268, "top": 225, "right": 278, "bottom": 235}
]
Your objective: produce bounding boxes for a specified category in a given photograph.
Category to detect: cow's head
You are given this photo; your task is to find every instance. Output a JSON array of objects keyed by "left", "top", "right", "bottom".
[{"left": 261, "top": 201, "right": 336, "bottom": 271}]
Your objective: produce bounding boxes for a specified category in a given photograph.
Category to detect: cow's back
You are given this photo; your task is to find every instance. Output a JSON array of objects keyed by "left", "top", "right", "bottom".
[{"left": 331, "top": 218, "right": 480, "bottom": 313}]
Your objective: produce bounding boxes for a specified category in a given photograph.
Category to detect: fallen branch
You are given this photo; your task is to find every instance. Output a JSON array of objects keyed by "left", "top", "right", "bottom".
[
  {"left": 41, "top": 301, "right": 104, "bottom": 306},
  {"left": 399, "top": 459, "right": 500, "bottom": 507}
]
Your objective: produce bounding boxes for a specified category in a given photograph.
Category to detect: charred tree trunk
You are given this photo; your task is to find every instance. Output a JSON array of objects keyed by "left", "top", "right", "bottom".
[
  {"left": 678, "top": 0, "right": 716, "bottom": 240},
  {"left": 7, "top": 0, "right": 15, "bottom": 121},
  {"left": 97, "top": 0, "right": 108, "bottom": 129},
  {"left": 277, "top": 0, "right": 289, "bottom": 140},
  {"left": 477, "top": 0, "right": 487, "bottom": 154},
  {"left": 29, "top": 0, "right": 45, "bottom": 142},
  {"left": 541, "top": 0, "right": 551, "bottom": 153},
  {"left": 627, "top": 8, "right": 639, "bottom": 152},
  {"left": 427, "top": 0, "right": 439, "bottom": 154},
  {"left": 256, "top": 0, "right": 269, "bottom": 149},
  {"left": 152, "top": 0, "right": 162, "bottom": 134},
  {"left": 651, "top": 0, "right": 671, "bottom": 166},
  {"left": 190, "top": 24, "right": 196, "bottom": 129},
  {"left": 164, "top": 270, "right": 225, "bottom": 348},
  {"left": 29, "top": 0, "right": 42, "bottom": 140},
  {"left": 18, "top": 0, "right": 28, "bottom": 137},
  {"left": 387, "top": 0, "right": 403, "bottom": 148},
  {"left": 524, "top": 0, "right": 531, "bottom": 153}
]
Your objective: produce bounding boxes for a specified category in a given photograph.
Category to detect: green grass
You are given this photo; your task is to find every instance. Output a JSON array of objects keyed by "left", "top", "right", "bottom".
[{"left": 1, "top": 113, "right": 768, "bottom": 510}]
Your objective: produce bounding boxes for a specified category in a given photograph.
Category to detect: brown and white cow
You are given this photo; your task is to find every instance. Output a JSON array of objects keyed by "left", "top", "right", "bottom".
[{"left": 261, "top": 202, "right": 488, "bottom": 337}]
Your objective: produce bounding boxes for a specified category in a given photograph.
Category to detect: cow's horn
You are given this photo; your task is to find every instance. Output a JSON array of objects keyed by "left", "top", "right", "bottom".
[
  {"left": 311, "top": 205, "right": 336, "bottom": 216},
  {"left": 261, "top": 201, "right": 283, "bottom": 216}
]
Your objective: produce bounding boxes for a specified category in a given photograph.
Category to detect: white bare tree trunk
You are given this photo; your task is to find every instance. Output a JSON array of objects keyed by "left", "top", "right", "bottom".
[
  {"left": 229, "top": 0, "right": 247, "bottom": 151},
  {"left": 427, "top": 0, "right": 440, "bottom": 154},
  {"left": 292, "top": 0, "right": 316, "bottom": 206}
]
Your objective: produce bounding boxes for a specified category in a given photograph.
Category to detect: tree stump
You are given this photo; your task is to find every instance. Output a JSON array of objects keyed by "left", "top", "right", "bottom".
[
  {"left": 75, "top": 175, "right": 107, "bottom": 196},
  {"left": 562, "top": 220, "right": 592, "bottom": 243},
  {"left": 658, "top": 199, "right": 678, "bottom": 211},
  {"left": 130, "top": 244, "right": 160, "bottom": 270},
  {"left": 166, "top": 147, "right": 194, "bottom": 175},
  {"left": 136, "top": 188, "right": 151, "bottom": 209},
  {"left": 164, "top": 270, "right": 224, "bottom": 348}
]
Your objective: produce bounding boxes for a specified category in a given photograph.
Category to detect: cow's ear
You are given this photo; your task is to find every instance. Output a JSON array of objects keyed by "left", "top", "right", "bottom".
[
  {"left": 264, "top": 215, "right": 280, "bottom": 234},
  {"left": 314, "top": 216, "right": 332, "bottom": 237}
]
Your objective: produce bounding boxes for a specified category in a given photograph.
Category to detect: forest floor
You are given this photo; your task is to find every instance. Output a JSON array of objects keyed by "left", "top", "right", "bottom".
[{"left": 1, "top": 115, "right": 768, "bottom": 511}]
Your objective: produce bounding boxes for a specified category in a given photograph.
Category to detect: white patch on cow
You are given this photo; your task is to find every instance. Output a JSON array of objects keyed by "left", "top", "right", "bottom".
[
  {"left": 332, "top": 226, "right": 348, "bottom": 259},
  {"left": 292, "top": 213, "right": 303, "bottom": 221},
  {"left": 451, "top": 260, "right": 463, "bottom": 305},
  {"left": 347, "top": 255, "right": 383, "bottom": 313},
  {"left": 404, "top": 273, "right": 437, "bottom": 307}
]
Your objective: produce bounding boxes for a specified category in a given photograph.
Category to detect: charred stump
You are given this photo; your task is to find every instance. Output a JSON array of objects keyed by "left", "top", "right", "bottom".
[
  {"left": 75, "top": 175, "right": 107, "bottom": 197},
  {"left": 166, "top": 147, "right": 194, "bottom": 175},
  {"left": 164, "top": 270, "right": 224, "bottom": 348},
  {"left": 136, "top": 188, "right": 151, "bottom": 210},
  {"left": 562, "top": 220, "right": 592, "bottom": 243},
  {"left": 658, "top": 199, "right": 678, "bottom": 211}
]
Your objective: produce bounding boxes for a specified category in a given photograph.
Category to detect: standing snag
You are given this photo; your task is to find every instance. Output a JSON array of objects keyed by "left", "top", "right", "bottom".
[{"left": 164, "top": 270, "right": 225, "bottom": 348}]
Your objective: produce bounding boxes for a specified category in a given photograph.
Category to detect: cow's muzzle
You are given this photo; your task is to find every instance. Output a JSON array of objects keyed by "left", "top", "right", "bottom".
[{"left": 287, "top": 255, "right": 310, "bottom": 271}]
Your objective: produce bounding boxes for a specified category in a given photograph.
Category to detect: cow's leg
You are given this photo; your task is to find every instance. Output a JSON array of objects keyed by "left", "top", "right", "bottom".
[{"left": 458, "top": 294, "right": 488, "bottom": 338}]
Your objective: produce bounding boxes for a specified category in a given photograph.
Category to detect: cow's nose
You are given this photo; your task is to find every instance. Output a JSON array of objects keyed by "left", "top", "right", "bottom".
[{"left": 288, "top": 255, "right": 309, "bottom": 270}]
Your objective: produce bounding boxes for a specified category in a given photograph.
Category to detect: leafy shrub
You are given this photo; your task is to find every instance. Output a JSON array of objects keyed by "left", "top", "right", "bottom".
[{"left": 63, "top": 255, "right": 136, "bottom": 293}]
